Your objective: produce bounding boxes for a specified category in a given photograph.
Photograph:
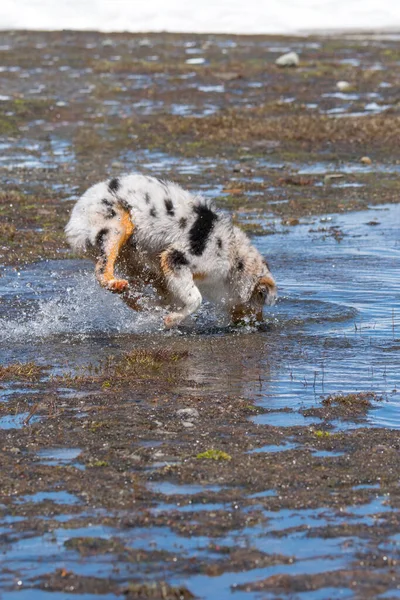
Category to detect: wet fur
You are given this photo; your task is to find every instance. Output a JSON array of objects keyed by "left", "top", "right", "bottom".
[{"left": 65, "top": 174, "right": 277, "bottom": 328}]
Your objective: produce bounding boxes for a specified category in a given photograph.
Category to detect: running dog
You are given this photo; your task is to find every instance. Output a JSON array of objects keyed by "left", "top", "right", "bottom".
[{"left": 65, "top": 174, "right": 277, "bottom": 328}]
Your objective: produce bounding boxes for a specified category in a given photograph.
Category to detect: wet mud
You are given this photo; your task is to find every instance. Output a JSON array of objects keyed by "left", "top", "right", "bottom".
[{"left": 0, "top": 30, "right": 400, "bottom": 600}]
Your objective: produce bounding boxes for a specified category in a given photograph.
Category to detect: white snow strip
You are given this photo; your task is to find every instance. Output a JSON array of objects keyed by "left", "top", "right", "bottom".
[{"left": 0, "top": 0, "right": 400, "bottom": 34}]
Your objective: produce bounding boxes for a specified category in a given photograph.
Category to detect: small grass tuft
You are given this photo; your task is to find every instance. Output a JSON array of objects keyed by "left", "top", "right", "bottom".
[
  {"left": 0, "top": 362, "right": 45, "bottom": 381},
  {"left": 322, "top": 392, "right": 382, "bottom": 408},
  {"left": 87, "top": 460, "right": 109, "bottom": 468},
  {"left": 89, "top": 422, "right": 108, "bottom": 432},
  {"left": 196, "top": 449, "right": 232, "bottom": 461},
  {"left": 313, "top": 430, "right": 331, "bottom": 438},
  {"left": 64, "top": 537, "right": 123, "bottom": 555},
  {"left": 123, "top": 582, "right": 196, "bottom": 599},
  {"left": 53, "top": 349, "right": 189, "bottom": 388}
]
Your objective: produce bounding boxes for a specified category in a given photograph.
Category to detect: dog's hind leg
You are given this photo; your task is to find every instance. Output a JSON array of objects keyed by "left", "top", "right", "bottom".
[
  {"left": 160, "top": 248, "right": 202, "bottom": 328},
  {"left": 95, "top": 210, "right": 135, "bottom": 293}
]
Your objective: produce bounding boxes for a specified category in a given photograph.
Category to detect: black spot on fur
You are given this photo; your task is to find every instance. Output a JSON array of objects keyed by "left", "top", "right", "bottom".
[
  {"left": 217, "top": 237, "right": 223, "bottom": 249},
  {"left": 144, "top": 192, "right": 151, "bottom": 204},
  {"left": 108, "top": 178, "right": 120, "bottom": 194},
  {"left": 155, "top": 177, "right": 168, "bottom": 188},
  {"left": 95, "top": 228, "right": 109, "bottom": 271},
  {"left": 130, "top": 235, "right": 137, "bottom": 251},
  {"left": 96, "top": 228, "right": 109, "bottom": 252},
  {"left": 237, "top": 259, "right": 244, "bottom": 272},
  {"left": 97, "top": 257, "right": 106, "bottom": 275},
  {"left": 84, "top": 239, "right": 94, "bottom": 252},
  {"left": 102, "top": 198, "right": 114, "bottom": 207},
  {"left": 179, "top": 217, "right": 187, "bottom": 229},
  {"left": 164, "top": 197, "right": 175, "bottom": 216},
  {"left": 118, "top": 198, "right": 131, "bottom": 212},
  {"left": 189, "top": 204, "right": 218, "bottom": 256},
  {"left": 102, "top": 199, "right": 117, "bottom": 219},
  {"left": 149, "top": 207, "right": 157, "bottom": 218},
  {"left": 169, "top": 249, "right": 189, "bottom": 269}
]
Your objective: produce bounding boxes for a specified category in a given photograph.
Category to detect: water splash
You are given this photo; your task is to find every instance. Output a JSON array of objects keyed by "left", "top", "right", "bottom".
[{"left": 0, "top": 260, "right": 163, "bottom": 343}]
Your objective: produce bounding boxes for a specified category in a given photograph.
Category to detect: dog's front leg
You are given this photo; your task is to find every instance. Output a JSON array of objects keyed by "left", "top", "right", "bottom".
[{"left": 160, "top": 248, "right": 202, "bottom": 328}]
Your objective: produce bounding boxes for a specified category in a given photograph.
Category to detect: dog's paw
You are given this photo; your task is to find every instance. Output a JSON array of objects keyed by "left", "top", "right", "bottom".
[
  {"left": 107, "top": 278, "right": 129, "bottom": 293},
  {"left": 164, "top": 313, "right": 183, "bottom": 329}
]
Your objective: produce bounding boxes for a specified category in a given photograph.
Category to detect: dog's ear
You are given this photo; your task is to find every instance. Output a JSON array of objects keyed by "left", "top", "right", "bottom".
[
  {"left": 255, "top": 274, "right": 277, "bottom": 307},
  {"left": 258, "top": 275, "right": 276, "bottom": 291},
  {"left": 252, "top": 274, "right": 276, "bottom": 304}
]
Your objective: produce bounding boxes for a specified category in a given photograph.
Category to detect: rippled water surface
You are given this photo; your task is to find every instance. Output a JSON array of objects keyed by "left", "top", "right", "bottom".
[{"left": 1, "top": 204, "right": 398, "bottom": 427}]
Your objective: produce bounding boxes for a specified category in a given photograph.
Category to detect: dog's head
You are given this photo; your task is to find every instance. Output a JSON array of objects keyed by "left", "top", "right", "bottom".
[
  {"left": 237, "top": 261, "right": 276, "bottom": 322},
  {"left": 250, "top": 263, "right": 277, "bottom": 310},
  {"left": 229, "top": 232, "right": 277, "bottom": 322}
]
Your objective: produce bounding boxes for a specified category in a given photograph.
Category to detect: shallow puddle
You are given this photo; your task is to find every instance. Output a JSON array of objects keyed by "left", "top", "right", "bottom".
[
  {"left": 253, "top": 203, "right": 399, "bottom": 428},
  {"left": 17, "top": 491, "right": 81, "bottom": 506},
  {"left": 0, "top": 412, "right": 41, "bottom": 429},
  {"left": 38, "top": 448, "right": 82, "bottom": 461},
  {"left": 311, "top": 450, "right": 345, "bottom": 458},
  {"left": 248, "top": 490, "right": 277, "bottom": 499},
  {"left": 37, "top": 447, "right": 83, "bottom": 469},
  {"left": 148, "top": 482, "right": 223, "bottom": 496},
  {"left": 254, "top": 411, "right": 323, "bottom": 428},
  {"left": 294, "top": 589, "right": 354, "bottom": 599},
  {"left": 1, "top": 593, "right": 118, "bottom": 600},
  {"left": 248, "top": 442, "right": 297, "bottom": 453},
  {"left": 1, "top": 204, "right": 399, "bottom": 424}
]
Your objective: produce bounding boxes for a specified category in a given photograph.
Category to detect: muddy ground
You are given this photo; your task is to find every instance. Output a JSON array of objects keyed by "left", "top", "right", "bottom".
[{"left": 0, "top": 30, "right": 400, "bottom": 600}]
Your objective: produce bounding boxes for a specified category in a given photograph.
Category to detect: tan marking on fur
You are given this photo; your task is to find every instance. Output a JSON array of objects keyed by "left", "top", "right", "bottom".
[
  {"left": 193, "top": 272, "right": 207, "bottom": 281},
  {"left": 107, "top": 278, "right": 129, "bottom": 293},
  {"left": 95, "top": 209, "right": 135, "bottom": 293},
  {"left": 258, "top": 275, "right": 276, "bottom": 290},
  {"left": 159, "top": 250, "right": 173, "bottom": 277}
]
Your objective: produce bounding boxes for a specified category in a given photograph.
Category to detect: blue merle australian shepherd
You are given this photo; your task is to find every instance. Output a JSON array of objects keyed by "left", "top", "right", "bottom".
[{"left": 66, "top": 174, "right": 277, "bottom": 328}]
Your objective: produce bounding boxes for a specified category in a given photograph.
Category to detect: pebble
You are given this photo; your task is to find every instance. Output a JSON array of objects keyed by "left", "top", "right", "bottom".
[
  {"left": 360, "top": 156, "right": 372, "bottom": 165},
  {"left": 176, "top": 408, "right": 199, "bottom": 419},
  {"left": 129, "top": 453, "right": 141, "bottom": 462},
  {"left": 324, "top": 173, "right": 344, "bottom": 182},
  {"left": 336, "top": 80, "right": 352, "bottom": 92},
  {"left": 9, "top": 447, "right": 21, "bottom": 454},
  {"left": 213, "top": 71, "right": 242, "bottom": 81},
  {"left": 282, "top": 217, "right": 300, "bottom": 226},
  {"left": 275, "top": 52, "right": 299, "bottom": 68},
  {"left": 373, "top": 444, "right": 389, "bottom": 453},
  {"left": 182, "top": 421, "right": 195, "bottom": 428}
]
